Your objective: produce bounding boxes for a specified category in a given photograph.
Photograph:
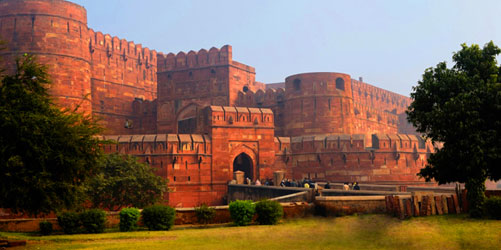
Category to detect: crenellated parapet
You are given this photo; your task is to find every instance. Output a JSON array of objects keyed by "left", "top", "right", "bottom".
[
  {"left": 207, "top": 105, "right": 274, "bottom": 128},
  {"left": 236, "top": 87, "right": 286, "bottom": 107},
  {"left": 286, "top": 133, "right": 432, "bottom": 183},
  {"left": 353, "top": 102, "right": 399, "bottom": 126},
  {"left": 88, "top": 29, "right": 157, "bottom": 73},
  {"left": 351, "top": 79, "right": 411, "bottom": 114},
  {"left": 102, "top": 134, "right": 211, "bottom": 156},
  {"left": 290, "top": 134, "right": 367, "bottom": 153},
  {"left": 87, "top": 29, "right": 158, "bottom": 134},
  {"left": 157, "top": 45, "right": 233, "bottom": 72}
]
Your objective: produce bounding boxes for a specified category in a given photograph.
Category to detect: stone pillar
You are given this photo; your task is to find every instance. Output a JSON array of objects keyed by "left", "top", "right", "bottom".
[
  {"left": 273, "top": 171, "right": 285, "bottom": 186},
  {"left": 234, "top": 171, "right": 244, "bottom": 185}
]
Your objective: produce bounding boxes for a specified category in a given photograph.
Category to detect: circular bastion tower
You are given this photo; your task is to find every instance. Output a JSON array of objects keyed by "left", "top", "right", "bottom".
[
  {"left": 0, "top": 0, "right": 92, "bottom": 113},
  {"left": 283, "top": 72, "right": 355, "bottom": 137}
]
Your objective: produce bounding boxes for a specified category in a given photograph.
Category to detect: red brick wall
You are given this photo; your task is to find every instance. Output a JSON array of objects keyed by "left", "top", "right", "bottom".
[
  {"left": 285, "top": 134, "right": 431, "bottom": 183},
  {"left": 156, "top": 45, "right": 265, "bottom": 133},
  {"left": 0, "top": 0, "right": 157, "bottom": 134},
  {"left": 102, "top": 106, "right": 278, "bottom": 207},
  {"left": 89, "top": 30, "right": 157, "bottom": 134},
  {"left": 283, "top": 72, "right": 355, "bottom": 136},
  {"left": 0, "top": 0, "right": 92, "bottom": 113}
]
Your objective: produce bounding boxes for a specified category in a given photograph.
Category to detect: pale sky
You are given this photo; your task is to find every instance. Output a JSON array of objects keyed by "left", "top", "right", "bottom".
[{"left": 72, "top": 0, "right": 501, "bottom": 96}]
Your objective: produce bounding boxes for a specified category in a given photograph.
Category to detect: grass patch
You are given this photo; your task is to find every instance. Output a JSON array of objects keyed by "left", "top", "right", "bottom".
[{"left": 1, "top": 214, "right": 500, "bottom": 249}]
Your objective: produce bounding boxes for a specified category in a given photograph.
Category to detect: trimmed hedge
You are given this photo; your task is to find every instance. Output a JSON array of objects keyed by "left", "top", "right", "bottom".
[
  {"left": 80, "top": 209, "right": 107, "bottom": 233},
  {"left": 195, "top": 204, "right": 216, "bottom": 225},
  {"left": 39, "top": 221, "right": 53, "bottom": 235},
  {"left": 141, "top": 205, "right": 176, "bottom": 231},
  {"left": 484, "top": 196, "right": 501, "bottom": 219},
  {"left": 119, "top": 207, "right": 141, "bottom": 232},
  {"left": 229, "top": 200, "right": 255, "bottom": 226},
  {"left": 57, "top": 212, "right": 82, "bottom": 234},
  {"left": 255, "top": 200, "right": 283, "bottom": 225}
]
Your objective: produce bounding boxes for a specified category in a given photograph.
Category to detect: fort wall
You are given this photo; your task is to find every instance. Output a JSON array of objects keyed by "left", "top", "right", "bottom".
[
  {"left": 283, "top": 72, "right": 355, "bottom": 136},
  {"left": 156, "top": 45, "right": 265, "bottom": 133},
  {"left": 88, "top": 29, "right": 157, "bottom": 134},
  {"left": 288, "top": 133, "right": 431, "bottom": 183},
  {"left": 351, "top": 79, "right": 411, "bottom": 114},
  {"left": 0, "top": 0, "right": 430, "bottom": 209},
  {"left": 0, "top": 0, "right": 92, "bottom": 113},
  {"left": 0, "top": 0, "right": 158, "bottom": 134}
]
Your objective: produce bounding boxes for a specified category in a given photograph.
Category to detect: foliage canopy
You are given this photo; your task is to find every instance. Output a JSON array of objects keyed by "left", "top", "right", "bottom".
[
  {"left": 407, "top": 41, "right": 501, "bottom": 216},
  {"left": 0, "top": 54, "right": 103, "bottom": 215},
  {"left": 86, "top": 153, "right": 166, "bottom": 211}
]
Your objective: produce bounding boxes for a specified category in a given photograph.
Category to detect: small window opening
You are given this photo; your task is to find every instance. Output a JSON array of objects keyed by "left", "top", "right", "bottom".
[
  {"left": 336, "top": 77, "right": 345, "bottom": 91},
  {"left": 293, "top": 78, "right": 301, "bottom": 91}
]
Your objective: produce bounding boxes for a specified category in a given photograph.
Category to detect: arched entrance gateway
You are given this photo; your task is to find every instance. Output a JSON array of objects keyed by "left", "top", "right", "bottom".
[{"left": 233, "top": 153, "right": 253, "bottom": 180}]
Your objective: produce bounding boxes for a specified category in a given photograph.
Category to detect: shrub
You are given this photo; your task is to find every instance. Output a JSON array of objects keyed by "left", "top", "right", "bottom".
[
  {"left": 80, "top": 209, "right": 107, "bottom": 233},
  {"left": 57, "top": 211, "right": 82, "bottom": 234},
  {"left": 119, "top": 207, "right": 141, "bottom": 232},
  {"left": 39, "top": 221, "right": 53, "bottom": 235},
  {"left": 484, "top": 196, "right": 501, "bottom": 220},
  {"left": 229, "top": 200, "right": 255, "bottom": 226},
  {"left": 255, "top": 200, "right": 283, "bottom": 225},
  {"left": 141, "top": 205, "right": 176, "bottom": 231},
  {"left": 195, "top": 204, "right": 216, "bottom": 225}
]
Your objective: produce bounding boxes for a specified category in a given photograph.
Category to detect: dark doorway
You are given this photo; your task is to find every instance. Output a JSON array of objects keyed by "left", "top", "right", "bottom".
[
  {"left": 178, "top": 117, "right": 197, "bottom": 134},
  {"left": 233, "top": 153, "right": 253, "bottom": 180}
]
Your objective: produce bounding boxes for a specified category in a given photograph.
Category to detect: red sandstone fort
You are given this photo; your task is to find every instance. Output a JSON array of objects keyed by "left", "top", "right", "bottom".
[{"left": 0, "top": 0, "right": 433, "bottom": 207}]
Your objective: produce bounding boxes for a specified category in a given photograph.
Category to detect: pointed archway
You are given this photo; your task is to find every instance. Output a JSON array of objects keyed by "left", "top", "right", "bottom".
[{"left": 233, "top": 153, "right": 253, "bottom": 180}]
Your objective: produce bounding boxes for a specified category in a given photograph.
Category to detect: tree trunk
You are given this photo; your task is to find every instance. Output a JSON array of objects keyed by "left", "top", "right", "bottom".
[{"left": 465, "top": 178, "right": 486, "bottom": 218}]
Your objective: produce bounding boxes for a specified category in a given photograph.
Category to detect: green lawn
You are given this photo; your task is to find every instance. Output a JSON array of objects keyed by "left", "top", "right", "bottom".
[{"left": 1, "top": 214, "right": 500, "bottom": 250}]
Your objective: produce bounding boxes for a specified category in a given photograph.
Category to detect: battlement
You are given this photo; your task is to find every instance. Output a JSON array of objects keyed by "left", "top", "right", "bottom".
[
  {"left": 290, "top": 134, "right": 366, "bottom": 152},
  {"left": 351, "top": 79, "right": 411, "bottom": 114},
  {"left": 88, "top": 29, "right": 158, "bottom": 67},
  {"left": 274, "top": 137, "right": 291, "bottom": 154},
  {"left": 236, "top": 87, "right": 285, "bottom": 107},
  {"left": 102, "top": 134, "right": 211, "bottom": 155},
  {"left": 157, "top": 45, "right": 233, "bottom": 72},
  {"left": 371, "top": 134, "right": 431, "bottom": 150},
  {"left": 289, "top": 133, "right": 430, "bottom": 153},
  {"left": 207, "top": 105, "right": 274, "bottom": 127},
  {"left": 353, "top": 102, "right": 399, "bottom": 127}
]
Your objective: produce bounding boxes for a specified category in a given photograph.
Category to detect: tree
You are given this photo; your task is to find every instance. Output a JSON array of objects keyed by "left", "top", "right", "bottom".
[
  {"left": 0, "top": 55, "right": 104, "bottom": 215},
  {"left": 407, "top": 41, "right": 501, "bottom": 217},
  {"left": 86, "top": 153, "right": 167, "bottom": 211}
]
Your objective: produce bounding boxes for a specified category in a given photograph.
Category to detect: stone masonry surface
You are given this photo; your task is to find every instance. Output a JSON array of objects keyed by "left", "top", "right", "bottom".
[{"left": 0, "top": 0, "right": 432, "bottom": 207}]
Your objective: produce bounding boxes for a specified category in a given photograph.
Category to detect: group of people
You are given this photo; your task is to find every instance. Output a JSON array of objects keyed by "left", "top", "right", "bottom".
[
  {"left": 242, "top": 177, "right": 360, "bottom": 192},
  {"left": 280, "top": 178, "right": 316, "bottom": 189},
  {"left": 322, "top": 181, "right": 360, "bottom": 190},
  {"left": 342, "top": 182, "right": 360, "bottom": 190},
  {"left": 244, "top": 177, "right": 275, "bottom": 186}
]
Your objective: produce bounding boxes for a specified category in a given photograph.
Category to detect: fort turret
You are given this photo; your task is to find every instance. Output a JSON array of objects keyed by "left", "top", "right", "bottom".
[
  {"left": 283, "top": 72, "right": 355, "bottom": 136},
  {"left": 0, "top": 0, "right": 92, "bottom": 113}
]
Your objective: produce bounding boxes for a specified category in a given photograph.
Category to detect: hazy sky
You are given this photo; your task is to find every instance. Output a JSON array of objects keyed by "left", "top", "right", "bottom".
[{"left": 72, "top": 0, "right": 501, "bottom": 96}]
